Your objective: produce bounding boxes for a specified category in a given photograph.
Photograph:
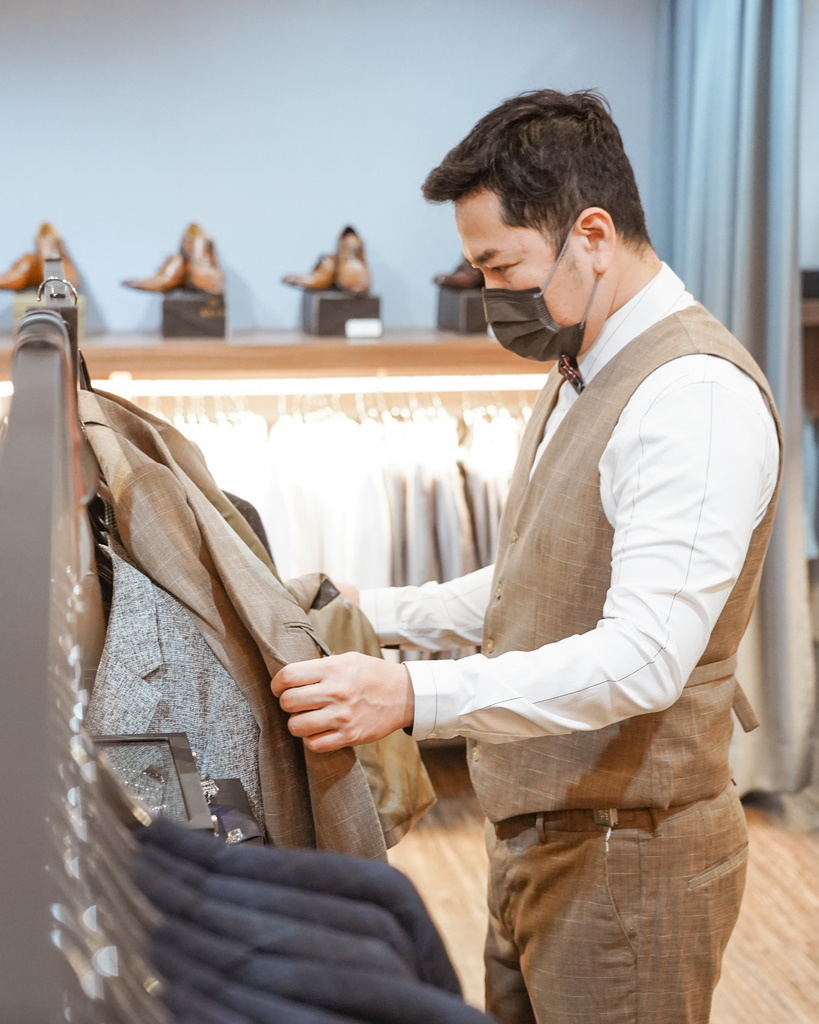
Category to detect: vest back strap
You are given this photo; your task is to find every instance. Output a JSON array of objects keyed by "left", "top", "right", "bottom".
[
  {"left": 691, "top": 654, "right": 758, "bottom": 733},
  {"left": 732, "top": 683, "right": 760, "bottom": 733}
]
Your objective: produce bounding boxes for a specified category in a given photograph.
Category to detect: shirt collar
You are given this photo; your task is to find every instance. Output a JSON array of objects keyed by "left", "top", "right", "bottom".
[{"left": 578, "top": 263, "right": 692, "bottom": 385}]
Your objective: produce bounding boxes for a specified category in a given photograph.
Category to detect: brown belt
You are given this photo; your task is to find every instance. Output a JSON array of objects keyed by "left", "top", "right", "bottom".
[{"left": 494, "top": 802, "right": 698, "bottom": 840}]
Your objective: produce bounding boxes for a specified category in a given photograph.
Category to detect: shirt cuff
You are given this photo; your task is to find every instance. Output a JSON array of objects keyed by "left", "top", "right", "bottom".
[
  {"left": 359, "top": 588, "right": 401, "bottom": 646},
  {"left": 405, "top": 659, "right": 464, "bottom": 740}
]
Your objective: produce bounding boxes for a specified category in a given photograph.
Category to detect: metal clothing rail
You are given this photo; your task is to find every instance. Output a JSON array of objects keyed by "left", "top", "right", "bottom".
[
  {"left": 0, "top": 294, "right": 164, "bottom": 1022},
  {"left": 0, "top": 307, "right": 81, "bottom": 1020}
]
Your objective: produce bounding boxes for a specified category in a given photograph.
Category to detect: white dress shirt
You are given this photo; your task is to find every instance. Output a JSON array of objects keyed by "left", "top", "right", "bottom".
[{"left": 360, "top": 264, "right": 780, "bottom": 743}]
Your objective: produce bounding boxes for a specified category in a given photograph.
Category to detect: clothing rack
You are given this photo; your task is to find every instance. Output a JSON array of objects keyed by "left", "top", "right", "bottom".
[
  {"left": 0, "top": 313, "right": 499, "bottom": 1022},
  {"left": 0, "top": 301, "right": 165, "bottom": 1022},
  {"left": 0, "top": 306, "right": 79, "bottom": 1018}
]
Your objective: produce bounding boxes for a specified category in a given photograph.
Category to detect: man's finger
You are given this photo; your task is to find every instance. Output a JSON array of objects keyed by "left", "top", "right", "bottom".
[
  {"left": 278, "top": 684, "right": 329, "bottom": 715},
  {"left": 303, "top": 731, "right": 348, "bottom": 754},
  {"left": 270, "top": 658, "right": 328, "bottom": 697},
  {"left": 288, "top": 707, "right": 346, "bottom": 739}
]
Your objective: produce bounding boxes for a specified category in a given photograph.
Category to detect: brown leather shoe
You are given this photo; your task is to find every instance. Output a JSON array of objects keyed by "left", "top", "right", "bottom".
[
  {"left": 0, "top": 252, "right": 41, "bottom": 291},
  {"left": 282, "top": 253, "right": 337, "bottom": 290},
  {"left": 184, "top": 229, "right": 225, "bottom": 295},
  {"left": 179, "top": 222, "right": 203, "bottom": 263},
  {"left": 123, "top": 252, "right": 188, "bottom": 292},
  {"left": 0, "top": 222, "right": 80, "bottom": 291},
  {"left": 335, "top": 226, "right": 370, "bottom": 295},
  {"left": 434, "top": 258, "right": 484, "bottom": 289},
  {"left": 35, "top": 222, "right": 80, "bottom": 288}
]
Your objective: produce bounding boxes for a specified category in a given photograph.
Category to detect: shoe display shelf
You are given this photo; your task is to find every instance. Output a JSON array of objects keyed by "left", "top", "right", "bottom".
[
  {"left": 1, "top": 298, "right": 816, "bottom": 399},
  {"left": 0, "top": 329, "right": 531, "bottom": 384}
]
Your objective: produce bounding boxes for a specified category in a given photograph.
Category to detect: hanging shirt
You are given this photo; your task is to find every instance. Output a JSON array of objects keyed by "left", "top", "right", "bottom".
[{"left": 360, "top": 264, "right": 780, "bottom": 742}]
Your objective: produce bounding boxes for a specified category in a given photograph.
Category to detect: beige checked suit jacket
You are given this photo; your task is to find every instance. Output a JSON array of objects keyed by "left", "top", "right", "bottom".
[{"left": 79, "top": 389, "right": 386, "bottom": 860}]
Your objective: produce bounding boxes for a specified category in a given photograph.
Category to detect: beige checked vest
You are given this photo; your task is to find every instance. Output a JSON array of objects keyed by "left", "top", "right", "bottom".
[{"left": 469, "top": 305, "right": 782, "bottom": 821}]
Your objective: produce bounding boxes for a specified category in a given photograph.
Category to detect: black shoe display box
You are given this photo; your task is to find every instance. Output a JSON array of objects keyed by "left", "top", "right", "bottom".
[
  {"left": 300, "top": 290, "right": 381, "bottom": 337},
  {"left": 162, "top": 289, "right": 227, "bottom": 339},
  {"left": 436, "top": 287, "right": 487, "bottom": 334}
]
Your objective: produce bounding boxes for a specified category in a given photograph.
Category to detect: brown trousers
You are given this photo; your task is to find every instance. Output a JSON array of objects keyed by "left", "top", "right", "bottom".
[{"left": 485, "top": 786, "right": 748, "bottom": 1024}]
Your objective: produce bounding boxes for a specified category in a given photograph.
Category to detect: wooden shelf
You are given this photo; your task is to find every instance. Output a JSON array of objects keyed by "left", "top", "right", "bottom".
[
  {"left": 3, "top": 299, "right": 814, "bottom": 387},
  {"left": 0, "top": 329, "right": 533, "bottom": 382},
  {"left": 4, "top": 299, "right": 810, "bottom": 384}
]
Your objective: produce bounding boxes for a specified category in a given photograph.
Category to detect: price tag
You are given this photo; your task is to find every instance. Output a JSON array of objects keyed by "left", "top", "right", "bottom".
[{"left": 345, "top": 318, "right": 383, "bottom": 341}]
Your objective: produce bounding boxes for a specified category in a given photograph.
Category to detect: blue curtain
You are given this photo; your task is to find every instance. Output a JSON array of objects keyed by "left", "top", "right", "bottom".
[{"left": 652, "top": 0, "right": 815, "bottom": 793}]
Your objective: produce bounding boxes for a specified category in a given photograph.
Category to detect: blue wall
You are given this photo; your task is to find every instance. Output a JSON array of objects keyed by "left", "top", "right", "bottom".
[
  {"left": 2, "top": 0, "right": 814, "bottom": 332},
  {"left": 0, "top": 0, "right": 660, "bottom": 332}
]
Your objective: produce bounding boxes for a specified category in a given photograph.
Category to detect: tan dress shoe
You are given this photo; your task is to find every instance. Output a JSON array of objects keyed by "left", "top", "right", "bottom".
[
  {"left": 185, "top": 233, "right": 225, "bottom": 295},
  {"left": 0, "top": 252, "right": 41, "bottom": 291},
  {"left": 282, "top": 253, "right": 337, "bottom": 290},
  {"left": 35, "top": 222, "right": 80, "bottom": 288},
  {"left": 0, "top": 222, "right": 80, "bottom": 291},
  {"left": 335, "top": 226, "right": 370, "bottom": 295},
  {"left": 123, "top": 252, "right": 188, "bottom": 292},
  {"left": 179, "top": 223, "right": 204, "bottom": 263},
  {"left": 434, "top": 258, "right": 484, "bottom": 290}
]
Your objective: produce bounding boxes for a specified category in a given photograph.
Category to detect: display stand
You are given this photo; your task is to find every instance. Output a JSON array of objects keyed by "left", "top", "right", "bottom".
[
  {"left": 436, "top": 287, "right": 487, "bottom": 334},
  {"left": 301, "top": 289, "right": 381, "bottom": 337},
  {"left": 162, "top": 288, "right": 227, "bottom": 339}
]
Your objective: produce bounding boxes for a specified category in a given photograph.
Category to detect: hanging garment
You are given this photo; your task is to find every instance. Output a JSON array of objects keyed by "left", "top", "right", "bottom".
[
  {"left": 285, "top": 572, "right": 436, "bottom": 847},
  {"left": 78, "top": 389, "right": 385, "bottom": 860},
  {"left": 223, "top": 490, "right": 275, "bottom": 566},
  {"left": 251, "top": 405, "right": 521, "bottom": 592},
  {"left": 259, "top": 412, "right": 394, "bottom": 587},
  {"left": 86, "top": 547, "right": 264, "bottom": 825}
]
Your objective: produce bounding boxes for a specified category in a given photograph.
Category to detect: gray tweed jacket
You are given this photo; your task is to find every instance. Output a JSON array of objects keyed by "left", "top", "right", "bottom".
[{"left": 86, "top": 549, "right": 263, "bottom": 825}]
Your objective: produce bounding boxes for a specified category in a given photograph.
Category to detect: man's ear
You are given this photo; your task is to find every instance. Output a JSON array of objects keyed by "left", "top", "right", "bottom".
[{"left": 575, "top": 207, "right": 616, "bottom": 274}]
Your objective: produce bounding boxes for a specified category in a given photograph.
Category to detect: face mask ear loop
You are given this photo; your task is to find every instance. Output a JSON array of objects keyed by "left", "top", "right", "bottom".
[
  {"left": 579, "top": 274, "right": 601, "bottom": 329},
  {"left": 541, "top": 228, "right": 574, "bottom": 294}
]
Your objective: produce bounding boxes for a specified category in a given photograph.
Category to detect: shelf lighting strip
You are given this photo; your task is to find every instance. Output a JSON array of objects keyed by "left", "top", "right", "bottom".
[
  {"left": 95, "top": 372, "right": 550, "bottom": 398},
  {"left": 0, "top": 373, "right": 549, "bottom": 400}
]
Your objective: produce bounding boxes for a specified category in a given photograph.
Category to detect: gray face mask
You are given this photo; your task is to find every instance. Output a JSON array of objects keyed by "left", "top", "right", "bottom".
[{"left": 482, "top": 229, "right": 600, "bottom": 363}]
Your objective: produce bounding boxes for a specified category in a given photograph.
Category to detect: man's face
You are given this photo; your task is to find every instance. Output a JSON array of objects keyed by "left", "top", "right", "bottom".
[{"left": 455, "top": 188, "right": 591, "bottom": 331}]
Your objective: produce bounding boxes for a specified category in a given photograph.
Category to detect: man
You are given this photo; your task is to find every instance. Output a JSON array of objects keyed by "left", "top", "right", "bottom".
[{"left": 272, "top": 90, "right": 781, "bottom": 1024}]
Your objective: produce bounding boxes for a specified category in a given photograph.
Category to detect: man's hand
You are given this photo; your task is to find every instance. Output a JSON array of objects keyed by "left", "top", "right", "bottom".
[{"left": 271, "top": 652, "right": 414, "bottom": 753}]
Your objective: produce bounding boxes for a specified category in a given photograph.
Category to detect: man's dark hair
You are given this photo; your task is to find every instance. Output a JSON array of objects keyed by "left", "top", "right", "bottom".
[{"left": 422, "top": 89, "right": 650, "bottom": 249}]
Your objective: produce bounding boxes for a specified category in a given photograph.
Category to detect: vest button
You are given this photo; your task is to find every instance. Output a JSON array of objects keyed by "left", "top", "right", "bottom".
[
  {"left": 471, "top": 747, "right": 480, "bottom": 763},
  {"left": 510, "top": 530, "right": 519, "bottom": 544},
  {"left": 495, "top": 582, "right": 503, "bottom": 599},
  {"left": 484, "top": 638, "right": 495, "bottom": 654}
]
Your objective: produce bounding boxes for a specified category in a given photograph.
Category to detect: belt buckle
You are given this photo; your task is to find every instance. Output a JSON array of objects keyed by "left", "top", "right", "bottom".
[{"left": 592, "top": 808, "right": 619, "bottom": 828}]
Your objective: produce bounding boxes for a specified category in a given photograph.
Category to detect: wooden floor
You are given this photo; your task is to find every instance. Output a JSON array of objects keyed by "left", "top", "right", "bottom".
[{"left": 388, "top": 745, "right": 819, "bottom": 1022}]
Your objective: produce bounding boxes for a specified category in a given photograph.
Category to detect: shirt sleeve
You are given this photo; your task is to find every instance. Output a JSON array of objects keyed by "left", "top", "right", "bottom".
[
  {"left": 402, "top": 359, "right": 779, "bottom": 743},
  {"left": 359, "top": 566, "right": 493, "bottom": 649}
]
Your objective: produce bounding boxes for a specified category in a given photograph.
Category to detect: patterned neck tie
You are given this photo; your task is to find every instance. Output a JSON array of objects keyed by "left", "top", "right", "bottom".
[{"left": 557, "top": 354, "right": 585, "bottom": 394}]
